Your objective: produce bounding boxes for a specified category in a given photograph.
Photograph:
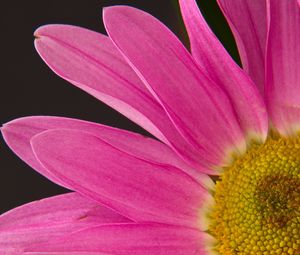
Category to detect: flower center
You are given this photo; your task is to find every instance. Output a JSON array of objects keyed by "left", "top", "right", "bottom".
[{"left": 209, "top": 135, "right": 300, "bottom": 255}]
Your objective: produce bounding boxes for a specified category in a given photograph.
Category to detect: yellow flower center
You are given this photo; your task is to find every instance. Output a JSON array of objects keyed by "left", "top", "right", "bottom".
[{"left": 209, "top": 135, "right": 300, "bottom": 255}]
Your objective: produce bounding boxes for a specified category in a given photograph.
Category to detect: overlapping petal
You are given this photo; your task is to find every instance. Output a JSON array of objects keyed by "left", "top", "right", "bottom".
[
  {"left": 34, "top": 25, "right": 165, "bottom": 142},
  {"left": 179, "top": 0, "right": 268, "bottom": 143},
  {"left": 265, "top": 0, "right": 300, "bottom": 135},
  {"left": 24, "top": 223, "right": 214, "bottom": 255},
  {"left": 31, "top": 129, "right": 213, "bottom": 229},
  {"left": 103, "top": 6, "right": 246, "bottom": 168},
  {"left": 34, "top": 25, "right": 210, "bottom": 172},
  {"left": 0, "top": 193, "right": 128, "bottom": 255},
  {"left": 25, "top": 253, "right": 111, "bottom": 255},
  {"left": 1, "top": 116, "right": 214, "bottom": 186},
  {"left": 217, "top": 0, "right": 267, "bottom": 92},
  {"left": 3, "top": 1, "right": 298, "bottom": 254}
]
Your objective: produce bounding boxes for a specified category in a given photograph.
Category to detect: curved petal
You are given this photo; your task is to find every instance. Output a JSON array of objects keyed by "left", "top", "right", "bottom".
[
  {"left": 34, "top": 25, "right": 204, "bottom": 169},
  {"left": 24, "top": 253, "right": 112, "bottom": 255},
  {"left": 266, "top": 0, "right": 300, "bottom": 135},
  {"left": 24, "top": 223, "right": 214, "bottom": 255},
  {"left": 24, "top": 253, "right": 111, "bottom": 255},
  {"left": 1, "top": 116, "right": 214, "bottom": 187},
  {"left": 0, "top": 192, "right": 128, "bottom": 255},
  {"left": 103, "top": 6, "right": 246, "bottom": 168},
  {"left": 31, "top": 129, "right": 214, "bottom": 230},
  {"left": 217, "top": 0, "right": 267, "bottom": 92},
  {"left": 179, "top": 0, "right": 268, "bottom": 143}
]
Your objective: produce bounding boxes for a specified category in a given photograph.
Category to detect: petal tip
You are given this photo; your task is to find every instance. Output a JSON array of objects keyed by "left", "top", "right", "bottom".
[
  {"left": 34, "top": 31, "right": 41, "bottom": 40},
  {"left": 0, "top": 121, "right": 16, "bottom": 147},
  {"left": 102, "top": 5, "right": 118, "bottom": 16},
  {"left": 102, "top": 6, "right": 122, "bottom": 22},
  {"left": 103, "top": 5, "right": 137, "bottom": 21},
  {"left": 33, "top": 24, "right": 62, "bottom": 40},
  {"left": 1, "top": 120, "right": 16, "bottom": 135},
  {"left": 0, "top": 124, "right": 7, "bottom": 137},
  {"left": 33, "top": 25, "right": 48, "bottom": 39}
]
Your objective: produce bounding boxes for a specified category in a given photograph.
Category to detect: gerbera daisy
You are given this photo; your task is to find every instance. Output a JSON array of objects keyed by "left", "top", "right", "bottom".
[{"left": 1, "top": 0, "right": 299, "bottom": 254}]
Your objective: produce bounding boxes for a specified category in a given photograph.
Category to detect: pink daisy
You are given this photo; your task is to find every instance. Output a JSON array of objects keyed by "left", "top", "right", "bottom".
[{"left": 1, "top": 0, "right": 299, "bottom": 254}]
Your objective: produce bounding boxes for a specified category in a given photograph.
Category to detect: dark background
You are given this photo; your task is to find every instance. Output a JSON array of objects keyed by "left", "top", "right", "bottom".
[{"left": 0, "top": 0, "right": 239, "bottom": 214}]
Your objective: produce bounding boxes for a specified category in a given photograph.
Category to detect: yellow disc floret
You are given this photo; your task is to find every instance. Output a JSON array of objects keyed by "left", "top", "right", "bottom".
[{"left": 209, "top": 135, "right": 300, "bottom": 255}]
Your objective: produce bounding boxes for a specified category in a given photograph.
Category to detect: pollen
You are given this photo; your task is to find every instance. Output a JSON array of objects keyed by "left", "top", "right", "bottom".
[{"left": 209, "top": 134, "right": 300, "bottom": 255}]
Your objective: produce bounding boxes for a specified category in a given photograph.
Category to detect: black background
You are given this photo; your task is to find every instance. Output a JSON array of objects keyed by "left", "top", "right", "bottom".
[{"left": 0, "top": 0, "right": 239, "bottom": 214}]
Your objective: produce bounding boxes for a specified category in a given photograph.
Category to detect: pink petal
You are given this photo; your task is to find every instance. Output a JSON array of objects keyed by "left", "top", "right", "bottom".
[
  {"left": 25, "top": 253, "right": 110, "bottom": 255},
  {"left": 34, "top": 24, "right": 203, "bottom": 167},
  {"left": 265, "top": 0, "right": 300, "bottom": 135},
  {"left": 25, "top": 223, "right": 214, "bottom": 255},
  {"left": 24, "top": 253, "right": 111, "bottom": 255},
  {"left": 103, "top": 6, "right": 246, "bottom": 168},
  {"left": 179, "top": 0, "right": 268, "bottom": 143},
  {"left": 1, "top": 116, "right": 214, "bottom": 186},
  {"left": 31, "top": 129, "right": 213, "bottom": 229},
  {"left": 217, "top": 0, "right": 267, "bottom": 92},
  {"left": 0, "top": 192, "right": 128, "bottom": 255}
]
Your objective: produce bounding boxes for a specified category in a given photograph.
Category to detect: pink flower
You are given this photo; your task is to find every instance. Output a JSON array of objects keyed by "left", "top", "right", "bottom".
[{"left": 1, "top": 0, "right": 300, "bottom": 254}]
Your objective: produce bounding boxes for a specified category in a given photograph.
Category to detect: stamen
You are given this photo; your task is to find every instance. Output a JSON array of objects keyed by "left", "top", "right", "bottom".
[{"left": 209, "top": 135, "right": 300, "bottom": 254}]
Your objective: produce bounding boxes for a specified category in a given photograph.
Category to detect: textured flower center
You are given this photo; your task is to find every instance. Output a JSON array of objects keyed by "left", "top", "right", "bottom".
[{"left": 209, "top": 135, "right": 300, "bottom": 255}]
